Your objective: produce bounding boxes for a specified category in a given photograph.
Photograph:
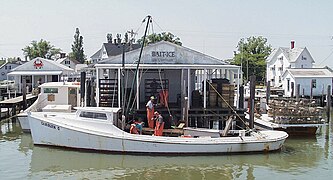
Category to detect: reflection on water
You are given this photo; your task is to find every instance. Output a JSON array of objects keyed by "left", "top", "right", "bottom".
[{"left": 1, "top": 116, "right": 333, "bottom": 179}]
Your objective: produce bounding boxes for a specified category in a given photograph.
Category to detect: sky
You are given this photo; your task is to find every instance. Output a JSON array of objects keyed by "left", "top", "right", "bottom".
[{"left": 1, "top": 0, "right": 333, "bottom": 67}]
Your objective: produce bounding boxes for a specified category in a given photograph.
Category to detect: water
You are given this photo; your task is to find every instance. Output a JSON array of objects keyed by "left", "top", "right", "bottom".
[{"left": 1, "top": 118, "right": 333, "bottom": 180}]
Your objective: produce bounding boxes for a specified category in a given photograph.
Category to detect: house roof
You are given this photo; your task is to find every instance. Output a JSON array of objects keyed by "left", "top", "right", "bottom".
[
  {"left": 0, "top": 61, "right": 25, "bottom": 69},
  {"left": 10, "top": 57, "right": 74, "bottom": 73},
  {"left": 283, "top": 68, "right": 333, "bottom": 78},
  {"left": 90, "top": 43, "right": 141, "bottom": 59},
  {"left": 90, "top": 49, "right": 101, "bottom": 59},
  {"left": 97, "top": 41, "right": 228, "bottom": 66},
  {"left": 103, "top": 43, "right": 141, "bottom": 57},
  {"left": 267, "top": 47, "right": 313, "bottom": 63},
  {"left": 56, "top": 57, "right": 80, "bottom": 64}
]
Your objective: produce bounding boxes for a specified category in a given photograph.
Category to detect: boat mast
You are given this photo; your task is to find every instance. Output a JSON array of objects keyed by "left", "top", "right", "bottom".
[{"left": 125, "top": 15, "right": 151, "bottom": 116}]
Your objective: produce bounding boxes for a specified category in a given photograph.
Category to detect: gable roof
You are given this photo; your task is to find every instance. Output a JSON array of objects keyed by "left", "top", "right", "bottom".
[
  {"left": 98, "top": 41, "right": 227, "bottom": 65},
  {"left": 103, "top": 43, "right": 141, "bottom": 57},
  {"left": 90, "top": 49, "right": 102, "bottom": 59},
  {"left": 11, "top": 57, "right": 74, "bottom": 72},
  {"left": 56, "top": 57, "right": 80, "bottom": 64},
  {"left": 267, "top": 47, "right": 314, "bottom": 63}
]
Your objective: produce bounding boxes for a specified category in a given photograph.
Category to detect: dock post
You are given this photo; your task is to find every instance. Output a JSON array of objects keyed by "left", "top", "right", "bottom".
[
  {"left": 238, "top": 85, "right": 244, "bottom": 109},
  {"left": 184, "top": 97, "right": 189, "bottom": 127},
  {"left": 266, "top": 81, "right": 270, "bottom": 109},
  {"left": 296, "top": 84, "right": 300, "bottom": 102},
  {"left": 249, "top": 75, "right": 256, "bottom": 129},
  {"left": 327, "top": 85, "right": 331, "bottom": 123},
  {"left": 80, "top": 71, "right": 86, "bottom": 107},
  {"left": 22, "top": 76, "right": 27, "bottom": 110}
]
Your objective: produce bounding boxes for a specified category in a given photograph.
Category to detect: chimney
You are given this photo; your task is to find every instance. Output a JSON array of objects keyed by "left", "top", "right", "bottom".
[
  {"left": 291, "top": 40, "right": 295, "bottom": 49},
  {"left": 60, "top": 53, "right": 66, "bottom": 58}
]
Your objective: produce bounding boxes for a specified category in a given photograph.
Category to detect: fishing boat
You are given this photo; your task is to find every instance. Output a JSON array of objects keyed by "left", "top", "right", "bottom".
[
  {"left": 18, "top": 81, "right": 80, "bottom": 132},
  {"left": 28, "top": 107, "right": 288, "bottom": 154}
]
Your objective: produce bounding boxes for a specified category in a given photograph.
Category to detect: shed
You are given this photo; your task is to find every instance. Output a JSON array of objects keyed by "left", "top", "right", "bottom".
[{"left": 282, "top": 67, "right": 333, "bottom": 97}]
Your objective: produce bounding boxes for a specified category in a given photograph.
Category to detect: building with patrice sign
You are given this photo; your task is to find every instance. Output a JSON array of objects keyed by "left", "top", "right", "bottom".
[
  {"left": 7, "top": 57, "right": 74, "bottom": 93},
  {"left": 94, "top": 41, "right": 243, "bottom": 129}
]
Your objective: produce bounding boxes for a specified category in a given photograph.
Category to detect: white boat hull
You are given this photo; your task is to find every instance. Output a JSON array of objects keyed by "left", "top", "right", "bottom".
[{"left": 29, "top": 112, "right": 288, "bottom": 154}]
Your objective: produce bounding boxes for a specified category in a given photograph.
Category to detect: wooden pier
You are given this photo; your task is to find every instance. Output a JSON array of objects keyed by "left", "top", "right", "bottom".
[{"left": 0, "top": 94, "right": 37, "bottom": 120}]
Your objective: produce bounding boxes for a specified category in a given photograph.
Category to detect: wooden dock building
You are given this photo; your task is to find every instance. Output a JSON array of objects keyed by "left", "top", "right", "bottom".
[{"left": 92, "top": 41, "right": 244, "bottom": 130}]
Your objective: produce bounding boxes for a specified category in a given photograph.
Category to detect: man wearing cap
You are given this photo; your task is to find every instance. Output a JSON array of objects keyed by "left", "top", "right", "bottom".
[
  {"left": 146, "top": 96, "right": 155, "bottom": 128},
  {"left": 154, "top": 111, "right": 164, "bottom": 136}
]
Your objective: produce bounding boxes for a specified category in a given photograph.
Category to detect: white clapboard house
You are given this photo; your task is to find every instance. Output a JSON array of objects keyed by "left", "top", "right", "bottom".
[{"left": 266, "top": 41, "right": 333, "bottom": 97}]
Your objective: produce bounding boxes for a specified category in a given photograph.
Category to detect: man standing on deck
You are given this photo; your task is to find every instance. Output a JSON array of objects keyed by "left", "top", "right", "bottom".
[
  {"left": 146, "top": 96, "right": 155, "bottom": 128},
  {"left": 154, "top": 111, "right": 164, "bottom": 136}
]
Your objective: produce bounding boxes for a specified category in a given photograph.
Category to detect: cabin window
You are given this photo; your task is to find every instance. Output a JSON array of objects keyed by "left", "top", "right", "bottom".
[
  {"left": 79, "top": 111, "right": 107, "bottom": 120},
  {"left": 43, "top": 88, "right": 58, "bottom": 93}
]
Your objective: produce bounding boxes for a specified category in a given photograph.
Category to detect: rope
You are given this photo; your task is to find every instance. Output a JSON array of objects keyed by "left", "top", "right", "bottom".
[
  {"left": 207, "top": 81, "right": 251, "bottom": 130},
  {"left": 157, "top": 69, "right": 172, "bottom": 116}
]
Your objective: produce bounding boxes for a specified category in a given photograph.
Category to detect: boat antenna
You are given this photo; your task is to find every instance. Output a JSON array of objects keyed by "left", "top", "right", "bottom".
[{"left": 125, "top": 15, "right": 152, "bottom": 116}]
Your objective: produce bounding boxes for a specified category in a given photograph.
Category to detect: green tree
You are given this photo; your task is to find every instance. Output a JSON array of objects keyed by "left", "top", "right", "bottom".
[
  {"left": 231, "top": 36, "right": 272, "bottom": 83},
  {"left": 22, "top": 39, "right": 61, "bottom": 60},
  {"left": 137, "top": 32, "right": 182, "bottom": 46},
  {"left": 69, "top": 28, "right": 85, "bottom": 63}
]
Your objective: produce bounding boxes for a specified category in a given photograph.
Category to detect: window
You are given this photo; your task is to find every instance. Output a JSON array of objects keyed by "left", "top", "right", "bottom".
[
  {"left": 79, "top": 111, "right": 107, "bottom": 120},
  {"left": 5, "top": 66, "right": 7, "bottom": 70},
  {"left": 302, "top": 56, "right": 307, "bottom": 60},
  {"left": 312, "top": 79, "right": 316, "bottom": 88},
  {"left": 43, "top": 88, "right": 58, "bottom": 93},
  {"left": 287, "top": 79, "right": 290, "bottom": 92},
  {"left": 279, "top": 76, "right": 282, "bottom": 83},
  {"left": 9, "top": 66, "right": 11, "bottom": 69},
  {"left": 65, "top": 60, "right": 70, "bottom": 64},
  {"left": 278, "top": 56, "right": 283, "bottom": 61}
]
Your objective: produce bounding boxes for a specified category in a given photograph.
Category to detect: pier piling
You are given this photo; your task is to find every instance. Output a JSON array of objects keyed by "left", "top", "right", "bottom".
[{"left": 327, "top": 85, "right": 331, "bottom": 123}]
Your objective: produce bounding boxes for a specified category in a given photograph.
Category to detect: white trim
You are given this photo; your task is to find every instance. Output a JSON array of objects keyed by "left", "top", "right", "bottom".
[
  {"left": 187, "top": 68, "right": 191, "bottom": 108},
  {"left": 203, "top": 69, "right": 207, "bottom": 108},
  {"left": 7, "top": 71, "right": 63, "bottom": 76},
  {"left": 118, "top": 68, "right": 121, "bottom": 108},
  {"left": 95, "top": 64, "right": 240, "bottom": 70},
  {"left": 96, "top": 68, "right": 100, "bottom": 106}
]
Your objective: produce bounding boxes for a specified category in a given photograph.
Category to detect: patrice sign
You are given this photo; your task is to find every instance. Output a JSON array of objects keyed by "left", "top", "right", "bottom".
[
  {"left": 151, "top": 51, "right": 175, "bottom": 58},
  {"left": 151, "top": 51, "right": 176, "bottom": 63}
]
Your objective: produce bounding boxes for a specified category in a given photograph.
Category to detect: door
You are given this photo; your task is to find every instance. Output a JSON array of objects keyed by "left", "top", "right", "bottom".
[{"left": 68, "top": 87, "right": 77, "bottom": 107}]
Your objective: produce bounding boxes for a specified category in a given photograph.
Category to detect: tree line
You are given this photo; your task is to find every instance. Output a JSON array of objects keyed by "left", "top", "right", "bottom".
[{"left": 21, "top": 29, "right": 271, "bottom": 83}]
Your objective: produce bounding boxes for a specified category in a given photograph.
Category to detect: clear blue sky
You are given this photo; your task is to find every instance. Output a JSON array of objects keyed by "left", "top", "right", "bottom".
[{"left": 1, "top": 0, "right": 332, "bottom": 67}]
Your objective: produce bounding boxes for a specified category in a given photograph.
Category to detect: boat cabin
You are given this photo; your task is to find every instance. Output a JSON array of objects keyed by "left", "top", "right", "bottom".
[{"left": 38, "top": 82, "right": 81, "bottom": 109}]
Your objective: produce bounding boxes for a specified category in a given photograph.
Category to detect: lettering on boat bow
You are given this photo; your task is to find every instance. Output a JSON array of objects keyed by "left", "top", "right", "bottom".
[{"left": 41, "top": 121, "right": 60, "bottom": 130}]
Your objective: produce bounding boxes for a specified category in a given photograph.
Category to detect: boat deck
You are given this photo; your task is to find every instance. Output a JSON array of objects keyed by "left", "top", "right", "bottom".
[{"left": 142, "top": 127, "right": 184, "bottom": 137}]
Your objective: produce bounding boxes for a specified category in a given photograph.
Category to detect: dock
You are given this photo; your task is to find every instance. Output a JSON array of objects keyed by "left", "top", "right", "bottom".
[{"left": 0, "top": 94, "right": 37, "bottom": 120}]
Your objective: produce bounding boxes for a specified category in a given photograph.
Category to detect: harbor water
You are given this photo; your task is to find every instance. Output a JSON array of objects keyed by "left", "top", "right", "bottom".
[{"left": 1, "top": 117, "right": 332, "bottom": 180}]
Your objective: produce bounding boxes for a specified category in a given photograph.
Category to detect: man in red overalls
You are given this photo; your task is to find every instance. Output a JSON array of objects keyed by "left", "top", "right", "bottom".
[{"left": 146, "top": 96, "right": 155, "bottom": 129}]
